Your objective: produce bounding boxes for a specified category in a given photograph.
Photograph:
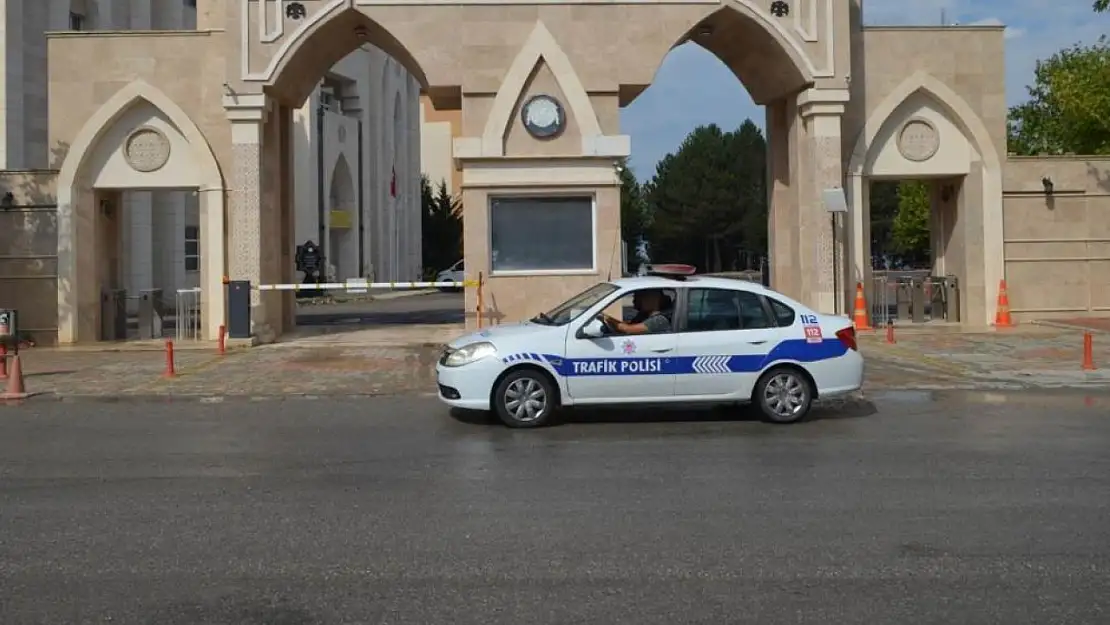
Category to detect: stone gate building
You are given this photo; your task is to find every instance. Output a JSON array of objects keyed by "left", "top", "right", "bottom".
[{"left": 2, "top": 0, "right": 1108, "bottom": 344}]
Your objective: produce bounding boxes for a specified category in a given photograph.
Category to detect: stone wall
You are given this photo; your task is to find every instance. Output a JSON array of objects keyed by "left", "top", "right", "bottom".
[
  {"left": 1002, "top": 157, "right": 1110, "bottom": 320},
  {"left": 0, "top": 170, "right": 59, "bottom": 345}
]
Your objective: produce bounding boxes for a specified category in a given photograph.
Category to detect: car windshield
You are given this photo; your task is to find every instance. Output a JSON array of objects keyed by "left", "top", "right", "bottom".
[{"left": 531, "top": 282, "right": 619, "bottom": 326}]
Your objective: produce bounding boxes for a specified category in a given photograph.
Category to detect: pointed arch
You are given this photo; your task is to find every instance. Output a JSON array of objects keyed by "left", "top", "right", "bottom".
[
  {"left": 481, "top": 21, "right": 603, "bottom": 154},
  {"left": 57, "top": 79, "right": 223, "bottom": 193},
  {"left": 847, "top": 71, "right": 1001, "bottom": 176},
  {"left": 328, "top": 153, "right": 354, "bottom": 209},
  {"left": 845, "top": 70, "right": 1004, "bottom": 325},
  {"left": 56, "top": 79, "right": 225, "bottom": 343}
]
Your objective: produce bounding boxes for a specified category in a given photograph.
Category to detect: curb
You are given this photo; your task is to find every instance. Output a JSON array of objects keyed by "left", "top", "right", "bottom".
[
  {"left": 5, "top": 391, "right": 441, "bottom": 403},
  {"left": 1031, "top": 319, "right": 1110, "bottom": 335}
]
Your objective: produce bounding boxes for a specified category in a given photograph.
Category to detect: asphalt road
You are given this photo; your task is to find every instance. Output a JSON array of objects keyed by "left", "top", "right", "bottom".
[
  {"left": 296, "top": 291, "right": 463, "bottom": 326},
  {"left": 1, "top": 391, "right": 1108, "bottom": 623}
]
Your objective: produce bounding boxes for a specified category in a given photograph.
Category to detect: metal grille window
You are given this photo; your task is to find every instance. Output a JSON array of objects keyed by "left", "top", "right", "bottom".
[{"left": 185, "top": 225, "right": 200, "bottom": 272}]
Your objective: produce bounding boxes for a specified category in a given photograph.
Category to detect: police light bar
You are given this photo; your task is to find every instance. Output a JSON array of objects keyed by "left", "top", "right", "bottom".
[{"left": 646, "top": 264, "right": 697, "bottom": 280}]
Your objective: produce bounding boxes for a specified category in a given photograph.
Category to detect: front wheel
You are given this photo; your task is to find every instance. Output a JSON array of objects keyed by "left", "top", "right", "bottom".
[
  {"left": 754, "top": 367, "right": 813, "bottom": 424},
  {"left": 493, "top": 369, "right": 557, "bottom": 428}
]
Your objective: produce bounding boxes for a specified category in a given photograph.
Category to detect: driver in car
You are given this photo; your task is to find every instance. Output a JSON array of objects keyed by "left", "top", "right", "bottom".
[{"left": 601, "top": 289, "right": 672, "bottom": 335}]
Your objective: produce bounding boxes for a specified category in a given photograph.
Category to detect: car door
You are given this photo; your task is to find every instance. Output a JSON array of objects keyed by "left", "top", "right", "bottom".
[
  {"left": 562, "top": 288, "right": 678, "bottom": 402},
  {"left": 675, "top": 287, "right": 783, "bottom": 398}
]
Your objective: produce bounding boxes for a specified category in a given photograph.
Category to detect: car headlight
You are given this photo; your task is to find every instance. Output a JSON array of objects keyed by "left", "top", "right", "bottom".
[{"left": 442, "top": 341, "right": 497, "bottom": 367}]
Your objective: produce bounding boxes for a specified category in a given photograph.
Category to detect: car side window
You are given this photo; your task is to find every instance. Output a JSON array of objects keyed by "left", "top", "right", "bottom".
[
  {"left": 604, "top": 288, "right": 677, "bottom": 333},
  {"left": 684, "top": 289, "right": 774, "bottom": 331},
  {"left": 767, "top": 297, "right": 795, "bottom": 327}
]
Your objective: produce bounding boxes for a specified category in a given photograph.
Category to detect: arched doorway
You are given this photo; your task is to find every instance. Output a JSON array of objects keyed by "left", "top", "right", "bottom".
[
  {"left": 229, "top": 0, "right": 846, "bottom": 335},
  {"left": 57, "top": 80, "right": 225, "bottom": 343},
  {"left": 846, "top": 71, "right": 1004, "bottom": 326},
  {"left": 327, "top": 155, "right": 355, "bottom": 281}
]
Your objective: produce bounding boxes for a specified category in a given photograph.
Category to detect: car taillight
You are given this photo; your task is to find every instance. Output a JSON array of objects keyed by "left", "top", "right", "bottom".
[{"left": 835, "top": 326, "right": 857, "bottom": 351}]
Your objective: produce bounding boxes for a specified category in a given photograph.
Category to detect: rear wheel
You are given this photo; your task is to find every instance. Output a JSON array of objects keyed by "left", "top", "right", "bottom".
[
  {"left": 493, "top": 369, "right": 556, "bottom": 428},
  {"left": 754, "top": 367, "right": 813, "bottom": 424}
]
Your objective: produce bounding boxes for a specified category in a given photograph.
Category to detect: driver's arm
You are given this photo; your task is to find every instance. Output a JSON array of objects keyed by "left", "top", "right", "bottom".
[{"left": 603, "top": 314, "right": 667, "bottom": 335}]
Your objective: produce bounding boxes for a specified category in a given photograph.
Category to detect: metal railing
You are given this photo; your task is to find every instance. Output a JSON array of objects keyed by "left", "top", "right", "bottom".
[{"left": 175, "top": 288, "right": 202, "bottom": 341}]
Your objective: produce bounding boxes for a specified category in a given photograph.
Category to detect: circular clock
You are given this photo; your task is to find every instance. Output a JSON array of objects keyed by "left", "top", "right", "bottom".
[{"left": 521, "top": 94, "right": 565, "bottom": 139}]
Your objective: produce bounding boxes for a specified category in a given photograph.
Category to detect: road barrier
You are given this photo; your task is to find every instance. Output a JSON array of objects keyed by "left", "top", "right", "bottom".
[
  {"left": 254, "top": 279, "right": 479, "bottom": 292},
  {"left": 1083, "top": 332, "right": 1095, "bottom": 370}
]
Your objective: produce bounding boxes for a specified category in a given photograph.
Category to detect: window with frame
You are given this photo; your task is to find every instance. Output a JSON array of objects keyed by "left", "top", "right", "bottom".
[
  {"left": 185, "top": 225, "right": 200, "bottom": 272},
  {"left": 69, "top": 12, "right": 85, "bottom": 30},
  {"left": 685, "top": 288, "right": 774, "bottom": 332},
  {"left": 766, "top": 297, "right": 796, "bottom": 327},
  {"left": 489, "top": 196, "right": 594, "bottom": 272}
]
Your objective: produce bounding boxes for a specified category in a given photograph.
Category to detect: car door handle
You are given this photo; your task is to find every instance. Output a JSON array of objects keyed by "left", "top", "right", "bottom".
[
  {"left": 650, "top": 348, "right": 673, "bottom": 353},
  {"left": 748, "top": 340, "right": 767, "bottom": 345}
]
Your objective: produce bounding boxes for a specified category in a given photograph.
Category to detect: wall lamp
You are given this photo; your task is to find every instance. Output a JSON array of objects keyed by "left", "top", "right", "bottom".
[{"left": 1042, "top": 176, "right": 1054, "bottom": 195}]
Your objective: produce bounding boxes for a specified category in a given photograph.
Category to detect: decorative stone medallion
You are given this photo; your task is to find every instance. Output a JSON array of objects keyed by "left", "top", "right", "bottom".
[
  {"left": 897, "top": 118, "right": 939, "bottom": 162},
  {"left": 124, "top": 127, "right": 171, "bottom": 172},
  {"left": 521, "top": 94, "right": 566, "bottom": 139}
]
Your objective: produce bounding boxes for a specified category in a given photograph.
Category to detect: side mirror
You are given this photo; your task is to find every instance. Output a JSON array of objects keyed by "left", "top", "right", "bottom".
[{"left": 578, "top": 317, "right": 605, "bottom": 338}]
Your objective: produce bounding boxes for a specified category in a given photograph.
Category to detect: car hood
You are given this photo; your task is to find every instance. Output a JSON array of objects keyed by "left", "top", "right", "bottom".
[{"left": 446, "top": 321, "right": 557, "bottom": 348}]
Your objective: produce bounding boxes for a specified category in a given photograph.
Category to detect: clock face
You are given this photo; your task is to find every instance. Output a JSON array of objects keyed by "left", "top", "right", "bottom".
[{"left": 521, "top": 95, "right": 564, "bottom": 138}]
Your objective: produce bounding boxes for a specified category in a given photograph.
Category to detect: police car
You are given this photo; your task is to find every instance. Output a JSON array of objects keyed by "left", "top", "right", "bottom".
[{"left": 436, "top": 265, "right": 863, "bottom": 428}]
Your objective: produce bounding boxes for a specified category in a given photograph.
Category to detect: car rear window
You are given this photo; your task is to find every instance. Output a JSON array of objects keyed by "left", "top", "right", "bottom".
[{"left": 767, "top": 297, "right": 796, "bottom": 327}]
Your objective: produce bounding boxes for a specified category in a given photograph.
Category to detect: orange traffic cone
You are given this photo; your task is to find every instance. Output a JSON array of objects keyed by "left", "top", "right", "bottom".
[
  {"left": 993, "top": 279, "right": 1013, "bottom": 327},
  {"left": 1, "top": 354, "right": 29, "bottom": 400},
  {"left": 852, "top": 282, "right": 871, "bottom": 330}
]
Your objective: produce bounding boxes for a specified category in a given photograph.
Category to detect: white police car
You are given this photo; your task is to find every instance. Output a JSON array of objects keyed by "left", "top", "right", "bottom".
[{"left": 436, "top": 265, "right": 863, "bottom": 428}]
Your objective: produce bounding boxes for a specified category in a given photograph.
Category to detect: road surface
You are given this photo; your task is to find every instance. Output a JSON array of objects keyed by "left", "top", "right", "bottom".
[
  {"left": 296, "top": 291, "right": 463, "bottom": 326},
  {"left": 1, "top": 391, "right": 1108, "bottom": 623}
]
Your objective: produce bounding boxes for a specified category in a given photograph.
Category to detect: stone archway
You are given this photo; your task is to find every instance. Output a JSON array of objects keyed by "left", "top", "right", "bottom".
[
  {"left": 846, "top": 71, "right": 1004, "bottom": 325},
  {"left": 228, "top": 0, "right": 847, "bottom": 332},
  {"left": 327, "top": 154, "right": 355, "bottom": 280},
  {"left": 57, "top": 79, "right": 225, "bottom": 343}
]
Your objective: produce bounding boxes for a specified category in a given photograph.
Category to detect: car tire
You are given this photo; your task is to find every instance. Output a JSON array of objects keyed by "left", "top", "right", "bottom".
[
  {"left": 493, "top": 369, "right": 557, "bottom": 428},
  {"left": 753, "top": 366, "right": 813, "bottom": 424}
]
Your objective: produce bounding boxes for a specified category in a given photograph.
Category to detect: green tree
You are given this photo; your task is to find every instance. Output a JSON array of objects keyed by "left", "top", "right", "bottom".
[
  {"left": 618, "top": 157, "right": 650, "bottom": 270},
  {"left": 643, "top": 121, "right": 767, "bottom": 272},
  {"left": 1007, "top": 37, "right": 1110, "bottom": 155},
  {"left": 891, "top": 181, "right": 930, "bottom": 263},
  {"left": 868, "top": 180, "right": 900, "bottom": 261},
  {"left": 420, "top": 175, "right": 462, "bottom": 276},
  {"left": 1095, "top": 0, "right": 1107, "bottom": 12}
]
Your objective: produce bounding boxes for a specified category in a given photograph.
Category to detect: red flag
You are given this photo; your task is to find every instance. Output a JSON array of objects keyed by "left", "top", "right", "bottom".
[{"left": 390, "top": 165, "right": 397, "bottom": 198}]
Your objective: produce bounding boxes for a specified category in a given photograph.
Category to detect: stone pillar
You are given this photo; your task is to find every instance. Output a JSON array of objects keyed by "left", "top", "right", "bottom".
[
  {"left": 845, "top": 171, "right": 871, "bottom": 309},
  {"left": 224, "top": 93, "right": 277, "bottom": 342},
  {"left": 765, "top": 98, "right": 797, "bottom": 297},
  {"left": 797, "top": 89, "right": 849, "bottom": 314}
]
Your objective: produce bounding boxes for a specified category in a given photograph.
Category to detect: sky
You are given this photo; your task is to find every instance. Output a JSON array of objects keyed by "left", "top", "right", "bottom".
[{"left": 619, "top": 0, "right": 1108, "bottom": 179}]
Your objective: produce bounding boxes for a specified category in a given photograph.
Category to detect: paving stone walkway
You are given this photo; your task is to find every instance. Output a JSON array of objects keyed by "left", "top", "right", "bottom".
[{"left": 5, "top": 323, "right": 1109, "bottom": 401}]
